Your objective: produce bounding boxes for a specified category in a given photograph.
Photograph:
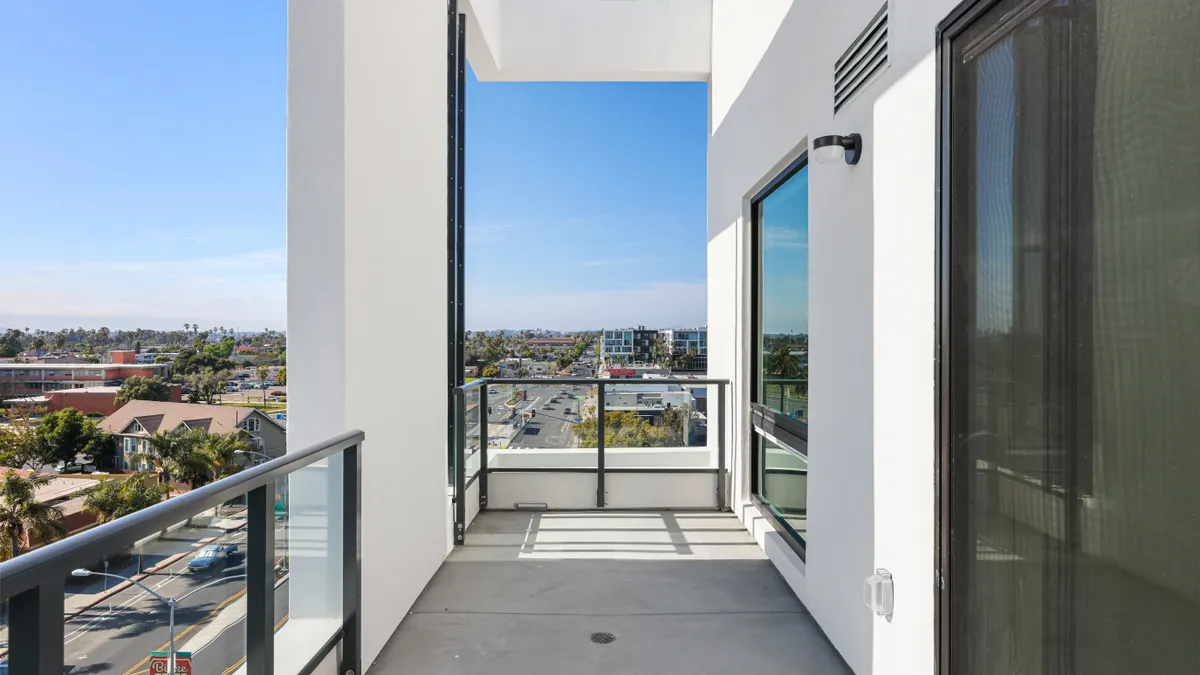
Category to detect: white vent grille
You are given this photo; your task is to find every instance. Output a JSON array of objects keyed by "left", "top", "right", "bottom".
[{"left": 834, "top": 3, "right": 888, "bottom": 113}]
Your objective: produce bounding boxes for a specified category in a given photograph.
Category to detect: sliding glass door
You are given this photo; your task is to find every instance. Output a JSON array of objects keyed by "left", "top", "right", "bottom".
[{"left": 941, "top": 0, "right": 1200, "bottom": 672}]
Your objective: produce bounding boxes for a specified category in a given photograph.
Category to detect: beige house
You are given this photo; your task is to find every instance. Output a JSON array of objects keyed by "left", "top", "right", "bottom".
[{"left": 98, "top": 400, "right": 286, "bottom": 470}]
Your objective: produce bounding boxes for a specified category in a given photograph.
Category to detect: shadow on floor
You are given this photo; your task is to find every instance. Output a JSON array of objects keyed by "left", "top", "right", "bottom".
[{"left": 371, "top": 511, "right": 851, "bottom": 675}]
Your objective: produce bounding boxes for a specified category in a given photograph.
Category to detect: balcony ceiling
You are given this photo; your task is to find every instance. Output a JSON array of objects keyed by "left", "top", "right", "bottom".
[{"left": 464, "top": 0, "right": 711, "bottom": 82}]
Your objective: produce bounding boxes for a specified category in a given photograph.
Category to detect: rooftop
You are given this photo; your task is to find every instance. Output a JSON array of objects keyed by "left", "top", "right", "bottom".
[{"left": 96, "top": 400, "right": 280, "bottom": 436}]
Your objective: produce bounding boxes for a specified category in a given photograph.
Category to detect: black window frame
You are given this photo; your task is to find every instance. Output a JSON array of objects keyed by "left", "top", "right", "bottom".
[{"left": 749, "top": 152, "right": 810, "bottom": 561}]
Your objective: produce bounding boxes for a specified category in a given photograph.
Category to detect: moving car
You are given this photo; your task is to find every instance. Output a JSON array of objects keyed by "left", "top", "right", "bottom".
[{"left": 187, "top": 543, "right": 238, "bottom": 572}]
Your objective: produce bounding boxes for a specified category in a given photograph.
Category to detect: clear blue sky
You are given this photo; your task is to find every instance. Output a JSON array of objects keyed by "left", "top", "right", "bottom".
[{"left": 0, "top": 2, "right": 708, "bottom": 332}]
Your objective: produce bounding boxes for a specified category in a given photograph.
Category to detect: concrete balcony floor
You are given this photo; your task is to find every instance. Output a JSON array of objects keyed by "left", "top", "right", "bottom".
[{"left": 372, "top": 511, "right": 851, "bottom": 675}]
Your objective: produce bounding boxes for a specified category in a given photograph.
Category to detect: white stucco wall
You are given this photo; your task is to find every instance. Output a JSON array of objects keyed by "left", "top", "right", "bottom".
[
  {"left": 465, "top": 0, "right": 710, "bottom": 82},
  {"left": 709, "top": 0, "right": 959, "bottom": 673},
  {"left": 288, "top": 0, "right": 450, "bottom": 670}
]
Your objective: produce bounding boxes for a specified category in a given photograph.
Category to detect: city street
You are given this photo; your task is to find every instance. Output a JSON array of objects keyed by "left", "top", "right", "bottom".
[
  {"left": 1, "top": 517, "right": 290, "bottom": 675},
  {"left": 499, "top": 362, "right": 593, "bottom": 449}
]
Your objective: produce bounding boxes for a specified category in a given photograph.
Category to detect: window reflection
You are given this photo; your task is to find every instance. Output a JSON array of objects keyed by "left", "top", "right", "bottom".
[
  {"left": 758, "top": 433, "right": 807, "bottom": 544},
  {"left": 757, "top": 164, "right": 808, "bottom": 423}
]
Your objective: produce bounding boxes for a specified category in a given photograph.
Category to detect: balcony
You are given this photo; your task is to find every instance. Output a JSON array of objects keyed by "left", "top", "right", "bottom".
[
  {"left": 0, "top": 377, "right": 840, "bottom": 674},
  {"left": 371, "top": 510, "right": 849, "bottom": 675}
]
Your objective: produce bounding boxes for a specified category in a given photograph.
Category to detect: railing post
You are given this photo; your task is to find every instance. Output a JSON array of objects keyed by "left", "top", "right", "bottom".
[
  {"left": 717, "top": 382, "right": 727, "bottom": 511},
  {"left": 454, "top": 390, "right": 467, "bottom": 544},
  {"left": 596, "top": 383, "right": 606, "bottom": 508},
  {"left": 8, "top": 578, "right": 63, "bottom": 675},
  {"left": 341, "top": 443, "right": 363, "bottom": 675},
  {"left": 479, "top": 384, "right": 489, "bottom": 510},
  {"left": 247, "top": 484, "right": 276, "bottom": 675}
]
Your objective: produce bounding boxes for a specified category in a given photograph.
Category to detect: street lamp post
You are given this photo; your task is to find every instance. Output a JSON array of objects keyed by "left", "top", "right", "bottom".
[{"left": 72, "top": 568, "right": 245, "bottom": 672}]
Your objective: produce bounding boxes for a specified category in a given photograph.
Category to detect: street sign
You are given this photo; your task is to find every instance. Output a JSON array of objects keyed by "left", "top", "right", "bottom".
[{"left": 149, "top": 651, "right": 193, "bottom": 675}]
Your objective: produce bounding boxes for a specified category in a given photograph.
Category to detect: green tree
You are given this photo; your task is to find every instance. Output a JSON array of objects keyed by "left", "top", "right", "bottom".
[
  {"left": 0, "top": 411, "right": 42, "bottom": 469},
  {"left": 132, "top": 428, "right": 210, "bottom": 493},
  {"left": 82, "top": 471, "right": 169, "bottom": 523},
  {"left": 199, "top": 431, "right": 251, "bottom": 481},
  {"left": 186, "top": 367, "right": 229, "bottom": 405},
  {"left": 30, "top": 336, "right": 46, "bottom": 356},
  {"left": 256, "top": 365, "right": 270, "bottom": 406},
  {"left": 154, "top": 355, "right": 172, "bottom": 364},
  {"left": 573, "top": 410, "right": 660, "bottom": 448},
  {"left": 276, "top": 367, "right": 287, "bottom": 385},
  {"left": 114, "top": 376, "right": 172, "bottom": 406},
  {"left": 172, "top": 348, "right": 235, "bottom": 379},
  {"left": 481, "top": 364, "right": 500, "bottom": 378},
  {"left": 0, "top": 470, "right": 66, "bottom": 560},
  {"left": 204, "top": 338, "right": 237, "bottom": 360},
  {"left": 242, "top": 359, "right": 253, "bottom": 367},
  {"left": 34, "top": 408, "right": 112, "bottom": 469},
  {"left": 0, "top": 344, "right": 16, "bottom": 358}
]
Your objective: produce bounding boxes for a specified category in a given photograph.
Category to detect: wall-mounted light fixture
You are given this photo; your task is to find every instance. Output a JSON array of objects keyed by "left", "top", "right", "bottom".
[{"left": 813, "top": 133, "right": 862, "bottom": 165}]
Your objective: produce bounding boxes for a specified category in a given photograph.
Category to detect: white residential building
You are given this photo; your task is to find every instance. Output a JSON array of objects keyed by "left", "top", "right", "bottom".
[{"left": 9, "top": 3, "right": 1196, "bottom": 675}]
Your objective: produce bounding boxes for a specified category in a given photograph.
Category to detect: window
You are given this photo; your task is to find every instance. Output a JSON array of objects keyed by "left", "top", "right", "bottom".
[
  {"left": 751, "top": 154, "right": 809, "bottom": 558},
  {"left": 941, "top": 0, "right": 1200, "bottom": 671},
  {"left": 244, "top": 417, "right": 261, "bottom": 433}
]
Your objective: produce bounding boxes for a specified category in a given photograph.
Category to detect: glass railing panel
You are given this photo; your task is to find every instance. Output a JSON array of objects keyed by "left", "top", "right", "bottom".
[
  {"left": 59, "top": 501, "right": 251, "bottom": 675},
  {"left": 463, "top": 386, "right": 482, "bottom": 483},
  {"left": 762, "top": 376, "right": 808, "bottom": 423},
  {"left": 277, "top": 449, "right": 344, "bottom": 669},
  {"left": 760, "top": 435, "right": 808, "bottom": 541},
  {"left": 600, "top": 381, "right": 715, "bottom": 468},
  {"left": 493, "top": 381, "right": 597, "bottom": 468}
]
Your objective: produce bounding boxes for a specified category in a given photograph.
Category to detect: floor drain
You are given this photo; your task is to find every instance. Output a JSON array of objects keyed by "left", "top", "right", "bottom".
[{"left": 590, "top": 632, "right": 616, "bottom": 644}]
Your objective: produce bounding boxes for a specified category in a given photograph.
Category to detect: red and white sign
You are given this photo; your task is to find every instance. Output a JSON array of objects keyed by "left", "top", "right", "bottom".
[{"left": 609, "top": 368, "right": 635, "bottom": 376}]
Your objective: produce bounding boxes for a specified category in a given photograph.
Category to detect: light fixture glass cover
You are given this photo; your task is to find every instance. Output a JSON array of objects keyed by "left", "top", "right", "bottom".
[{"left": 813, "top": 133, "right": 862, "bottom": 165}]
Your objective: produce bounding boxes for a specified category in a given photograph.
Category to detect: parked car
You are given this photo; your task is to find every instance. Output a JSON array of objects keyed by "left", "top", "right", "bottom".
[
  {"left": 487, "top": 389, "right": 498, "bottom": 394},
  {"left": 187, "top": 543, "right": 238, "bottom": 572},
  {"left": 270, "top": 390, "right": 285, "bottom": 396},
  {"left": 266, "top": 396, "right": 280, "bottom": 402},
  {"left": 55, "top": 461, "right": 97, "bottom": 474}
]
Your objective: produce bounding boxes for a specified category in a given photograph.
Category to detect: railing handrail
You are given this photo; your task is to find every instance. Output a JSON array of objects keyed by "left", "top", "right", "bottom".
[
  {"left": 0, "top": 428, "right": 365, "bottom": 600},
  {"left": 454, "top": 376, "right": 730, "bottom": 394}
]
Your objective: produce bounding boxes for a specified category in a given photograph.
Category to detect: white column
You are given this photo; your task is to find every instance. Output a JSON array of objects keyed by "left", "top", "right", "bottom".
[{"left": 287, "top": 0, "right": 451, "bottom": 668}]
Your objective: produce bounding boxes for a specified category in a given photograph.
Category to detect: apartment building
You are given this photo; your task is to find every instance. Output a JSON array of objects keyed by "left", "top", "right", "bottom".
[
  {"left": 658, "top": 326, "right": 708, "bottom": 371},
  {"left": 9, "top": 2, "right": 1197, "bottom": 675},
  {"left": 601, "top": 326, "right": 668, "bottom": 364}
]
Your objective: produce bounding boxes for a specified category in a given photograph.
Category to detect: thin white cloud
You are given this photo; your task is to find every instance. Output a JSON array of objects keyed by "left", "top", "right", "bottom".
[
  {"left": 763, "top": 227, "right": 807, "bottom": 250},
  {"left": 2, "top": 249, "right": 285, "bottom": 330},
  {"left": 467, "top": 281, "right": 706, "bottom": 331}
]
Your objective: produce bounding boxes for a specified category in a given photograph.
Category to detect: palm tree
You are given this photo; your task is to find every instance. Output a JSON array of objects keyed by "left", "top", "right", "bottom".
[
  {"left": 132, "top": 428, "right": 210, "bottom": 495},
  {"left": 199, "top": 432, "right": 251, "bottom": 481},
  {"left": 0, "top": 471, "right": 66, "bottom": 560},
  {"left": 256, "top": 365, "right": 271, "bottom": 407},
  {"left": 765, "top": 344, "right": 802, "bottom": 410},
  {"left": 82, "top": 471, "right": 169, "bottom": 523}
]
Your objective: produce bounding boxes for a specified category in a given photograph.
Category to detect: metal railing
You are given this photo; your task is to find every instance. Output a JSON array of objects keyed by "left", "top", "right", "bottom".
[
  {"left": 452, "top": 377, "right": 729, "bottom": 543},
  {"left": 0, "top": 430, "right": 364, "bottom": 675}
]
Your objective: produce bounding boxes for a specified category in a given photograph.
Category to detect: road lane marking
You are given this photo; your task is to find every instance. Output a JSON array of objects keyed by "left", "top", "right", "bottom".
[
  {"left": 120, "top": 588, "right": 247, "bottom": 675},
  {"left": 219, "top": 614, "right": 290, "bottom": 675}
]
